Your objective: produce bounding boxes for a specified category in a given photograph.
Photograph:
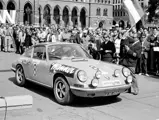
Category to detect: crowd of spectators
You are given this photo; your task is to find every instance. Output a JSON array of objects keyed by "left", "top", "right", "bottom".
[{"left": 0, "top": 23, "right": 159, "bottom": 77}]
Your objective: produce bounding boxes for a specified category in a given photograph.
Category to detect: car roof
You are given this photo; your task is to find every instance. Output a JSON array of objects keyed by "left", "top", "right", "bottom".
[{"left": 34, "top": 42, "right": 76, "bottom": 47}]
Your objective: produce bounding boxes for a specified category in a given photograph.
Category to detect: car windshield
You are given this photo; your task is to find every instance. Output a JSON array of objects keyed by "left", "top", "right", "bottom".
[{"left": 48, "top": 44, "right": 91, "bottom": 60}]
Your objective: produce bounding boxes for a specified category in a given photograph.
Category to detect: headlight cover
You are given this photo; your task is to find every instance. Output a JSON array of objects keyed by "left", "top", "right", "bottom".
[
  {"left": 127, "top": 75, "right": 133, "bottom": 83},
  {"left": 114, "top": 69, "right": 120, "bottom": 77},
  {"left": 77, "top": 70, "right": 87, "bottom": 82},
  {"left": 95, "top": 70, "right": 102, "bottom": 79},
  {"left": 91, "top": 79, "right": 99, "bottom": 87},
  {"left": 122, "top": 67, "right": 131, "bottom": 77}
]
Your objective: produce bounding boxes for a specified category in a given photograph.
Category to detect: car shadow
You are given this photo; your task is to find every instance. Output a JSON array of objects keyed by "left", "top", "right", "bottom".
[
  {"left": 71, "top": 96, "right": 122, "bottom": 107},
  {"left": 0, "top": 69, "right": 12, "bottom": 73},
  {"left": 8, "top": 77, "right": 122, "bottom": 107}
]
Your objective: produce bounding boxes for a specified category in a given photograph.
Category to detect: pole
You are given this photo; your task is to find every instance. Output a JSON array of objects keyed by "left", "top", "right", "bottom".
[
  {"left": 88, "top": 0, "right": 91, "bottom": 28},
  {"left": 34, "top": 0, "right": 35, "bottom": 25},
  {"left": 19, "top": 0, "right": 20, "bottom": 24}
]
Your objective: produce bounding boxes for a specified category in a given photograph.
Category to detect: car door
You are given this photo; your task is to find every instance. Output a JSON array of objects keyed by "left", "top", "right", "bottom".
[
  {"left": 32, "top": 45, "right": 51, "bottom": 86},
  {"left": 21, "top": 47, "right": 34, "bottom": 79}
]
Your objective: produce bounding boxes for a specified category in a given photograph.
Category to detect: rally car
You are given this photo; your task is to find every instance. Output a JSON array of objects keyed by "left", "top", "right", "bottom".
[{"left": 11, "top": 42, "right": 132, "bottom": 105}]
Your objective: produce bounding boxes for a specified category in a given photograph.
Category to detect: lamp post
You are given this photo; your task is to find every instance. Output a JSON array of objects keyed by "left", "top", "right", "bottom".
[
  {"left": 18, "top": 0, "right": 20, "bottom": 24},
  {"left": 88, "top": 0, "right": 91, "bottom": 27}
]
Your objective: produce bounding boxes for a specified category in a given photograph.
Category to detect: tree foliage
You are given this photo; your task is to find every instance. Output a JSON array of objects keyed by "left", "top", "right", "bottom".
[{"left": 148, "top": 0, "right": 159, "bottom": 22}]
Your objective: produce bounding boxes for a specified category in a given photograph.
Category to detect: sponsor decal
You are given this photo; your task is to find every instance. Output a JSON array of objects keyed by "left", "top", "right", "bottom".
[
  {"left": 89, "top": 65, "right": 108, "bottom": 74},
  {"left": 50, "top": 63, "right": 77, "bottom": 77}
]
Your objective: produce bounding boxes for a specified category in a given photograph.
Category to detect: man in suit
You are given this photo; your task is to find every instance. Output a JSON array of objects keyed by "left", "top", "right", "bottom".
[
  {"left": 120, "top": 30, "right": 142, "bottom": 95},
  {"left": 139, "top": 33, "right": 150, "bottom": 76}
]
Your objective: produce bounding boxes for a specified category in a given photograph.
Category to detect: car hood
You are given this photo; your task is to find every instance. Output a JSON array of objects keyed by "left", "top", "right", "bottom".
[{"left": 50, "top": 59, "right": 123, "bottom": 76}]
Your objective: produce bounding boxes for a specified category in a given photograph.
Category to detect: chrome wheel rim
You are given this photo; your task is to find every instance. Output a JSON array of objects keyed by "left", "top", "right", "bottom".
[
  {"left": 55, "top": 80, "right": 66, "bottom": 100},
  {"left": 16, "top": 67, "right": 24, "bottom": 83}
]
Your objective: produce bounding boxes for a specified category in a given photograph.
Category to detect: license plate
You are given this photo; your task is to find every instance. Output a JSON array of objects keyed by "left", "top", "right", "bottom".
[
  {"left": 102, "top": 80, "right": 121, "bottom": 86},
  {"left": 105, "top": 91, "right": 120, "bottom": 96}
]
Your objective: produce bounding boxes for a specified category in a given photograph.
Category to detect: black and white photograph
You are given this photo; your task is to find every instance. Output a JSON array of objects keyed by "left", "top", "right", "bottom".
[{"left": 0, "top": 0, "right": 159, "bottom": 120}]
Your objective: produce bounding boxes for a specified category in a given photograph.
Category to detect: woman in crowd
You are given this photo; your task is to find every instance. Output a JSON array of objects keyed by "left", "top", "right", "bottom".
[
  {"left": 25, "top": 28, "right": 32, "bottom": 49},
  {"left": 100, "top": 33, "right": 116, "bottom": 62}
]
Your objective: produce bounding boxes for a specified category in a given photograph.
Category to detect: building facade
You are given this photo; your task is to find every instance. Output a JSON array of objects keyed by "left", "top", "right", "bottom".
[
  {"left": 0, "top": 0, "right": 113, "bottom": 29},
  {"left": 112, "top": 0, "right": 148, "bottom": 28}
]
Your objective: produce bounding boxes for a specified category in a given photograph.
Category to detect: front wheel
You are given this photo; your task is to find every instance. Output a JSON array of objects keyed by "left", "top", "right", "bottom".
[
  {"left": 53, "top": 77, "right": 74, "bottom": 105},
  {"left": 15, "top": 65, "right": 26, "bottom": 87}
]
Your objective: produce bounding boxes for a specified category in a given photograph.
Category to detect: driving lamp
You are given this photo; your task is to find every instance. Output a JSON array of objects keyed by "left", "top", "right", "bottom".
[
  {"left": 77, "top": 70, "right": 87, "bottom": 82},
  {"left": 122, "top": 67, "right": 131, "bottom": 77},
  {"left": 95, "top": 71, "right": 102, "bottom": 79},
  {"left": 91, "top": 79, "right": 99, "bottom": 87},
  {"left": 127, "top": 75, "right": 133, "bottom": 83},
  {"left": 114, "top": 69, "right": 120, "bottom": 77}
]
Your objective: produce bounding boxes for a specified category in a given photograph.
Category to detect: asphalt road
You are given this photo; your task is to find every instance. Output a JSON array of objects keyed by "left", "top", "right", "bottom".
[{"left": 0, "top": 52, "right": 159, "bottom": 120}]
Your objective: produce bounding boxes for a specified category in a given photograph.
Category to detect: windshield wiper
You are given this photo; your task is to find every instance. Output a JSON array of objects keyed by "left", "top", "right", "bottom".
[{"left": 71, "top": 57, "right": 88, "bottom": 61}]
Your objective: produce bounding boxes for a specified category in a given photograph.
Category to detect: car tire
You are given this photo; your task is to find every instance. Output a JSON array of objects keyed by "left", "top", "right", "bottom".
[
  {"left": 15, "top": 65, "right": 26, "bottom": 87},
  {"left": 53, "top": 76, "right": 74, "bottom": 105}
]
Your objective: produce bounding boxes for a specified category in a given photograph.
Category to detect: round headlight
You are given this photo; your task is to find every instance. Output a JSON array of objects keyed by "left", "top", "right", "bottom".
[
  {"left": 95, "top": 71, "right": 102, "bottom": 79},
  {"left": 91, "top": 79, "right": 99, "bottom": 87},
  {"left": 77, "top": 70, "right": 87, "bottom": 82},
  {"left": 122, "top": 67, "right": 131, "bottom": 77},
  {"left": 127, "top": 75, "right": 133, "bottom": 83},
  {"left": 114, "top": 69, "right": 120, "bottom": 77}
]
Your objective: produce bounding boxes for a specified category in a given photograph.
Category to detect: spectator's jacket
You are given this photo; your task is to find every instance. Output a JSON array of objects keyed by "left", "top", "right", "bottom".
[
  {"left": 100, "top": 41, "right": 116, "bottom": 60},
  {"left": 120, "top": 39, "right": 142, "bottom": 67},
  {"left": 74, "top": 33, "right": 82, "bottom": 44}
]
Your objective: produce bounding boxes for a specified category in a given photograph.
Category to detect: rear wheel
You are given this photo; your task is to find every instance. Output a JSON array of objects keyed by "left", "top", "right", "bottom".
[
  {"left": 53, "top": 77, "right": 74, "bottom": 105},
  {"left": 15, "top": 65, "right": 26, "bottom": 87}
]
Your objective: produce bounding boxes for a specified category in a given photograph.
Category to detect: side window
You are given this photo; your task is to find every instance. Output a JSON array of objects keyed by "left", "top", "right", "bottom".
[
  {"left": 23, "top": 48, "right": 33, "bottom": 58},
  {"left": 33, "top": 46, "right": 46, "bottom": 60}
]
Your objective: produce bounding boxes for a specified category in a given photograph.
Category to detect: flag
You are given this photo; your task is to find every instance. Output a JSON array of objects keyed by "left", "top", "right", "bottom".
[{"left": 123, "top": 0, "right": 145, "bottom": 26}]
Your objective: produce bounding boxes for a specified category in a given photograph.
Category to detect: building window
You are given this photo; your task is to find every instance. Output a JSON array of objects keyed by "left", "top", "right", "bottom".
[
  {"left": 123, "top": 12, "right": 125, "bottom": 16},
  {"left": 103, "top": 9, "right": 108, "bottom": 16},
  {"left": 115, "top": 12, "right": 117, "bottom": 16},
  {"left": 96, "top": 8, "right": 101, "bottom": 16}
]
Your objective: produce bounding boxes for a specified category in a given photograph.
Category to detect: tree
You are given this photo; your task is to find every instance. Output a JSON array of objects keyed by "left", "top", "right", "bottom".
[{"left": 147, "top": 0, "right": 159, "bottom": 22}]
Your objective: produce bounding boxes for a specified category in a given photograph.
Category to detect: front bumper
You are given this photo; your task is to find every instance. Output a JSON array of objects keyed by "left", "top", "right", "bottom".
[{"left": 70, "top": 84, "right": 131, "bottom": 97}]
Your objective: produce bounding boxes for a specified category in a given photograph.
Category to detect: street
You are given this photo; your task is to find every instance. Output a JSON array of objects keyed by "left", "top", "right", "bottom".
[{"left": 0, "top": 52, "right": 159, "bottom": 120}]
